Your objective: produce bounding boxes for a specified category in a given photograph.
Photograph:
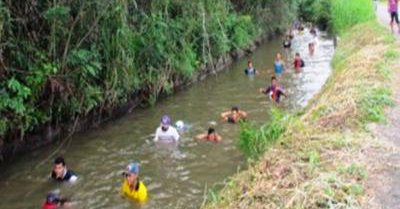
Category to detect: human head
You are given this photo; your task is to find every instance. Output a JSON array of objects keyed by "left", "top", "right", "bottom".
[
  {"left": 53, "top": 157, "right": 66, "bottom": 178},
  {"left": 276, "top": 53, "right": 281, "bottom": 60},
  {"left": 231, "top": 106, "right": 239, "bottom": 114},
  {"left": 207, "top": 127, "right": 215, "bottom": 135},
  {"left": 271, "top": 76, "right": 277, "bottom": 86},
  {"left": 124, "top": 163, "right": 140, "bottom": 185},
  {"left": 295, "top": 52, "right": 300, "bottom": 58},
  {"left": 160, "top": 115, "right": 171, "bottom": 131},
  {"left": 46, "top": 193, "right": 61, "bottom": 204},
  {"left": 248, "top": 61, "right": 253, "bottom": 68}
]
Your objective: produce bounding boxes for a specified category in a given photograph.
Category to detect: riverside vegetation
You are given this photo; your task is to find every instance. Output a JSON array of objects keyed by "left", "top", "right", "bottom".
[
  {"left": 0, "top": 0, "right": 298, "bottom": 160},
  {"left": 203, "top": 0, "right": 400, "bottom": 208}
]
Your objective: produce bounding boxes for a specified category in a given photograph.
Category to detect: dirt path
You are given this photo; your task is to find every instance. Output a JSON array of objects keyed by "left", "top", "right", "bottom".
[{"left": 367, "top": 3, "right": 400, "bottom": 209}]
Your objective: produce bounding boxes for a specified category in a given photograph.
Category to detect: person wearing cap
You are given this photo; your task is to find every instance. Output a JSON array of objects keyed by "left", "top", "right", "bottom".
[
  {"left": 121, "top": 163, "right": 148, "bottom": 203},
  {"left": 42, "top": 192, "right": 69, "bottom": 209},
  {"left": 50, "top": 157, "right": 78, "bottom": 183},
  {"left": 153, "top": 115, "right": 180, "bottom": 143}
]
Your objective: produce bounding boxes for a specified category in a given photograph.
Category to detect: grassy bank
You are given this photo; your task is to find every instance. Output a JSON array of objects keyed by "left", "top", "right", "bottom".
[{"left": 202, "top": 1, "right": 399, "bottom": 208}]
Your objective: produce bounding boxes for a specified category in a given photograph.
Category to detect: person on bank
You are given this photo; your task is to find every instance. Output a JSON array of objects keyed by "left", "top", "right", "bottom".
[
  {"left": 50, "top": 157, "right": 78, "bottom": 183},
  {"left": 154, "top": 115, "right": 180, "bottom": 143},
  {"left": 221, "top": 106, "right": 247, "bottom": 124},
  {"left": 259, "top": 76, "right": 287, "bottom": 103},
  {"left": 42, "top": 192, "right": 70, "bottom": 209},
  {"left": 121, "top": 163, "right": 148, "bottom": 203},
  {"left": 293, "top": 52, "right": 305, "bottom": 73},
  {"left": 388, "top": 0, "right": 400, "bottom": 33},
  {"left": 274, "top": 53, "right": 285, "bottom": 76},
  {"left": 196, "top": 127, "right": 222, "bottom": 142},
  {"left": 244, "top": 60, "right": 257, "bottom": 75}
]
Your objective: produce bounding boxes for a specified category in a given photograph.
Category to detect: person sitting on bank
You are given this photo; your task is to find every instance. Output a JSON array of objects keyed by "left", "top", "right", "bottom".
[
  {"left": 259, "top": 76, "right": 287, "bottom": 103},
  {"left": 50, "top": 157, "right": 78, "bottom": 183},
  {"left": 121, "top": 163, "right": 148, "bottom": 203},
  {"left": 196, "top": 127, "right": 222, "bottom": 142},
  {"left": 42, "top": 192, "right": 70, "bottom": 209},
  {"left": 221, "top": 106, "right": 247, "bottom": 124},
  {"left": 244, "top": 61, "right": 257, "bottom": 75},
  {"left": 154, "top": 115, "right": 180, "bottom": 143}
]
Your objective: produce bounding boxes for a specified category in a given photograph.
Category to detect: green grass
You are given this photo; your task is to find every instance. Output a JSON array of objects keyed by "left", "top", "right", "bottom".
[
  {"left": 238, "top": 108, "right": 290, "bottom": 159},
  {"left": 331, "top": 0, "right": 375, "bottom": 34}
]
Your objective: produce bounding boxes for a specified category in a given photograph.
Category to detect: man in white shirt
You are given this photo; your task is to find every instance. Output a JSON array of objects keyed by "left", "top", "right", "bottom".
[{"left": 153, "top": 115, "right": 180, "bottom": 143}]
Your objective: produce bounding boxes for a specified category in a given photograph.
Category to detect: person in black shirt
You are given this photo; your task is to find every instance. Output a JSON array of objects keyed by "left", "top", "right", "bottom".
[{"left": 50, "top": 157, "right": 78, "bottom": 183}]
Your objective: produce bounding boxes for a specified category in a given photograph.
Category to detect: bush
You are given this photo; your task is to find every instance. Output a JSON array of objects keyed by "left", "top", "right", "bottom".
[{"left": 239, "top": 108, "right": 290, "bottom": 159}]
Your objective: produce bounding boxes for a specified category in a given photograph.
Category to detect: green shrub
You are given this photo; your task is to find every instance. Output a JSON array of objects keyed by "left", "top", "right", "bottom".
[{"left": 239, "top": 108, "right": 290, "bottom": 159}]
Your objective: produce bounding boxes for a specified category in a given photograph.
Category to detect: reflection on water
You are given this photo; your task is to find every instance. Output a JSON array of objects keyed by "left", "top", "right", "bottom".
[{"left": 0, "top": 30, "right": 334, "bottom": 209}]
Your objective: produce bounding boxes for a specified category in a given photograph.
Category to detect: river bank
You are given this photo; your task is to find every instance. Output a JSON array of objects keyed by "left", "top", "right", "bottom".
[
  {"left": 0, "top": 31, "right": 275, "bottom": 163},
  {"left": 202, "top": 16, "right": 399, "bottom": 209}
]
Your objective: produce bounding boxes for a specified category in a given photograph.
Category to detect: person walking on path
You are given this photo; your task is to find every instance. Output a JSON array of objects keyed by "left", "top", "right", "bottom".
[{"left": 388, "top": 0, "right": 400, "bottom": 33}]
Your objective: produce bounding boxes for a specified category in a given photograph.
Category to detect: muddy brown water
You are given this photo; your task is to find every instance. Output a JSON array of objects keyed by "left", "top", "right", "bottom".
[{"left": 0, "top": 31, "right": 334, "bottom": 209}]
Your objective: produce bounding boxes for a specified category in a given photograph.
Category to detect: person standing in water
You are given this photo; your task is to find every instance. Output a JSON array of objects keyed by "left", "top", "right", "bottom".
[
  {"left": 388, "top": 0, "right": 400, "bottom": 33},
  {"left": 244, "top": 61, "right": 257, "bottom": 76},
  {"left": 196, "top": 127, "right": 222, "bottom": 142},
  {"left": 293, "top": 52, "right": 305, "bottom": 73},
  {"left": 221, "top": 106, "right": 247, "bottom": 124},
  {"left": 50, "top": 157, "right": 78, "bottom": 183},
  {"left": 154, "top": 115, "right": 180, "bottom": 143},
  {"left": 273, "top": 53, "right": 285, "bottom": 76},
  {"left": 260, "top": 76, "right": 287, "bottom": 103},
  {"left": 42, "top": 192, "right": 70, "bottom": 209},
  {"left": 121, "top": 163, "right": 148, "bottom": 203}
]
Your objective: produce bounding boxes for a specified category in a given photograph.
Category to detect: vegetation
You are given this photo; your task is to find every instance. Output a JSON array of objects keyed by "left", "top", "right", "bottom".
[
  {"left": 298, "top": 0, "right": 375, "bottom": 33},
  {"left": 238, "top": 108, "right": 291, "bottom": 159},
  {"left": 0, "top": 0, "right": 297, "bottom": 146},
  {"left": 203, "top": 0, "right": 399, "bottom": 208}
]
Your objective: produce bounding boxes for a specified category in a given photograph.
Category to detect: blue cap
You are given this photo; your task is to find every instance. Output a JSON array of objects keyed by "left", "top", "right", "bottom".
[
  {"left": 161, "top": 115, "right": 171, "bottom": 125},
  {"left": 126, "top": 163, "right": 140, "bottom": 174}
]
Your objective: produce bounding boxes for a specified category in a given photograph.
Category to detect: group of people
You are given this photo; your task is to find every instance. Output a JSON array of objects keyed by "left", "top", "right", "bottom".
[
  {"left": 43, "top": 156, "right": 147, "bottom": 208},
  {"left": 41, "top": 23, "right": 318, "bottom": 208}
]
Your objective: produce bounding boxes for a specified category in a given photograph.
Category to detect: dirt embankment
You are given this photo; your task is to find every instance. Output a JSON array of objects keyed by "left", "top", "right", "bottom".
[{"left": 202, "top": 21, "right": 400, "bottom": 209}]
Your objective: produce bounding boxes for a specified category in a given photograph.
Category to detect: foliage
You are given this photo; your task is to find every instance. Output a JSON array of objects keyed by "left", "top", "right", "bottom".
[
  {"left": 239, "top": 108, "right": 290, "bottom": 159},
  {"left": 331, "top": 0, "right": 375, "bottom": 34}
]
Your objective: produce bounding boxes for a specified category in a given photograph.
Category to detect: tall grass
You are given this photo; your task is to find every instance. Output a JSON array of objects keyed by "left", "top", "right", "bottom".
[
  {"left": 238, "top": 108, "right": 290, "bottom": 159},
  {"left": 331, "top": 0, "right": 375, "bottom": 34}
]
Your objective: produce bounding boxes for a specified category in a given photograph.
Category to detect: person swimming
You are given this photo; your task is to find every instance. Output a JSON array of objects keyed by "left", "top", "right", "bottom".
[
  {"left": 274, "top": 53, "right": 285, "bottom": 76},
  {"left": 154, "top": 115, "right": 180, "bottom": 143},
  {"left": 50, "top": 157, "right": 78, "bottom": 183},
  {"left": 259, "top": 76, "right": 287, "bottom": 103},
  {"left": 293, "top": 52, "right": 305, "bottom": 73},
  {"left": 221, "top": 106, "right": 247, "bottom": 124},
  {"left": 244, "top": 61, "right": 257, "bottom": 75},
  {"left": 121, "top": 163, "right": 148, "bottom": 203},
  {"left": 42, "top": 192, "right": 70, "bottom": 209},
  {"left": 196, "top": 127, "right": 222, "bottom": 142},
  {"left": 282, "top": 36, "right": 291, "bottom": 49}
]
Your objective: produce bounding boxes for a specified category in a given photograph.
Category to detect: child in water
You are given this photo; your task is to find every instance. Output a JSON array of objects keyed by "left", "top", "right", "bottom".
[
  {"left": 259, "top": 76, "right": 287, "bottom": 103},
  {"left": 293, "top": 52, "right": 305, "bottom": 73},
  {"left": 196, "top": 128, "right": 222, "bottom": 142},
  {"left": 42, "top": 192, "right": 70, "bottom": 209},
  {"left": 273, "top": 53, "right": 285, "bottom": 76},
  {"left": 221, "top": 107, "right": 247, "bottom": 124},
  {"left": 244, "top": 61, "right": 257, "bottom": 75}
]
